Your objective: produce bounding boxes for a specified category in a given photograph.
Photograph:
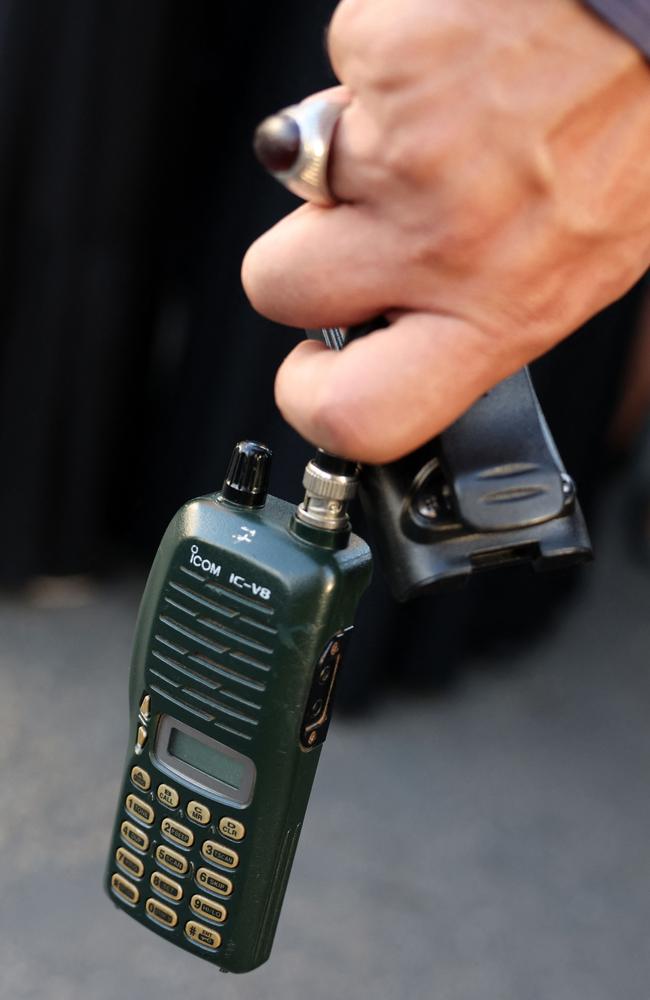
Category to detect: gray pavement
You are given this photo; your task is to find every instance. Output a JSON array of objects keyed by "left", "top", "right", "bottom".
[{"left": 1, "top": 481, "right": 649, "bottom": 1000}]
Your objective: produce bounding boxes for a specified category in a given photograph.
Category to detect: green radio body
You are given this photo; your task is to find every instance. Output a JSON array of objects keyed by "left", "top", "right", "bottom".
[{"left": 104, "top": 486, "right": 371, "bottom": 973}]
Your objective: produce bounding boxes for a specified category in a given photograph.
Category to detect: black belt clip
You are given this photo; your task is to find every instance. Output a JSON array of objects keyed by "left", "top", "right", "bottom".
[{"left": 307, "top": 327, "right": 592, "bottom": 601}]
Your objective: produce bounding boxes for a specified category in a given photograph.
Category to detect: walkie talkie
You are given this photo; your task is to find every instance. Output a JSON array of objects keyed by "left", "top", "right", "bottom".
[{"left": 105, "top": 442, "right": 372, "bottom": 973}]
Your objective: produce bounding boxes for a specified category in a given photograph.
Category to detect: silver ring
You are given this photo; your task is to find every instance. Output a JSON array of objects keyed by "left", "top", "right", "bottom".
[{"left": 253, "top": 95, "right": 349, "bottom": 206}]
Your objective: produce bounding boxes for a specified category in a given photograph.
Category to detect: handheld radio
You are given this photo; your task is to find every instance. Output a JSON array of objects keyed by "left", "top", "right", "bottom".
[{"left": 105, "top": 442, "right": 372, "bottom": 973}]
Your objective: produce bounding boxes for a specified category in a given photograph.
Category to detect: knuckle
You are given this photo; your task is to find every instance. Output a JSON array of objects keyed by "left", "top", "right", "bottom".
[
  {"left": 379, "top": 133, "right": 425, "bottom": 185},
  {"left": 328, "top": 0, "right": 368, "bottom": 70},
  {"left": 378, "top": 120, "right": 454, "bottom": 192},
  {"left": 398, "top": 213, "right": 482, "bottom": 278},
  {"left": 311, "top": 392, "right": 358, "bottom": 457},
  {"left": 308, "top": 388, "right": 356, "bottom": 455},
  {"left": 277, "top": 368, "right": 363, "bottom": 460},
  {"left": 310, "top": 406, "right": 358, "bottom": 459},
  {"left": 329, "top": 0, "right": 403, "bottom": 86}
]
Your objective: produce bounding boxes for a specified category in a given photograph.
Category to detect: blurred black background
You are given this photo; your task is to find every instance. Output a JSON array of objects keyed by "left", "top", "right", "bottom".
[{"left": 0, "top": 0, "right": 647, "bottom": 706}]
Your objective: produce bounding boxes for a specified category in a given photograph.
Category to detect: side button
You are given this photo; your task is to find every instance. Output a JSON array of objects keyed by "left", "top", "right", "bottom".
[
  {"left": 300, "top": 630, "right": 351, "bottom": 749},
  {"left": 111, "top": 873, "right": 140, "bottom": 906},
  {"left": 135, "top": 725, "right": 148, "bottom": 754}
]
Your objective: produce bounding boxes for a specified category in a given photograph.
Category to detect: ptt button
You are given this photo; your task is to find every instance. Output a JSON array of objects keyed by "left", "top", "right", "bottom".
[
  {"left": 145, "top": 897, "right": 178, "bottom": 929},
  {"left": 150, "top": 870, "right": 183, "bottom": 903},
  {"left": 157, "top": 783, "right": 180, "bottom": 809},
  {"left": 161, "top": 817, "right": 194, "bottom": 849},
  {"left": 155, "top": 844, "right": 189, "bottom": 876},
  {"left": 115, "top": 846, "right": 145, "bottom": 879},
  {"left": 196, "top": 868, "right": 233, "bottom": 898},
  {"left": 121, "top": 820, "right": 150, "bottom": 853},
  {"left": 185, "top": 920, "right": 221, "bottom": 950},
  {"left": 111, "top": 873, "right": 140, "bottom": 906},
  {"left": 187, "top": 800, "right": 211, "bottom": 825},
  {"left": 201, "top": 840, "right": 239, "bottom": 870},
  {"left": 190, "top": 894, "right": 227, "bottom": 925},
  {"left": 130, "top": 766, "right": 151, "bottom": 791},
  {"left": 218, "top": 817, "right": 245, "bottom": 841},
  {"left": 125, "top": 793, "right": 155, "bottom": 826}
]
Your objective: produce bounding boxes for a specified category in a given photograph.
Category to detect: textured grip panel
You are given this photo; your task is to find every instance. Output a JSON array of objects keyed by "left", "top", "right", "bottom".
[{"left": 254, "top": 823, "right": 303, "bottom": 966}]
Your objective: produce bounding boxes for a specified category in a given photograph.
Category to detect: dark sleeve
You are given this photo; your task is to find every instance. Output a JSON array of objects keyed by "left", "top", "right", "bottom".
[{"left": 583, "top": 0, "right": 650, "bottom": 57}]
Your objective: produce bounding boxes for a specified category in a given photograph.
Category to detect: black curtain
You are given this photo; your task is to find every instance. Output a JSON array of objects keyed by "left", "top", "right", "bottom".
[{"left": 0, "top": 0, "right": 338, "bottom": 579}]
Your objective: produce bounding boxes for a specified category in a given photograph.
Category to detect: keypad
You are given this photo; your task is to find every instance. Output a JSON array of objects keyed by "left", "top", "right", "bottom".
[
  {"left": 146, "top": 897, "right": 178, "bottom": 929},
  {"left": 130, "top": 766, "right": 151, "bottom": 792},
  {"left": 125, "top": 793, "right": 155, "bottom": 826},
  {"left": 218, "top": 817, "right": 246, "bottom": 841},
  {"left": 185, "top": 920, "right": 221, "bottom": 950},
  {"left": 156, "top": 844, "right": 189, "bottom": 876},
  {"left": 190, "top": 895, "right": 227, "bottom": 925},
  {"left": 115, "top": 846, "right": 144, "bottom": 879},
  {"left": 157, "top": 783, "right": 180, "bottom": 808},
  {"left": 150, "top": 870, "right": 183, "bottom": 903},
  {"left": 161, "top": 817, "right": 194, "bottom": 849},
  {"left": 196, "top": 868, "right": 233, "bottom": 898},
  {"left": 201, "top": 840, "right": 239, "bottom": 870},
  {"left": 187, "top": 800, "right": 211, "bottom": 825},
  {"left": 114, "top": 768, "right": 248, "bottom": 951},
  {"left": 111, "top": 873, "right": 140, "bottom": 905},
  {"left": 121, "top": 820, "right": 150, "bottom": 853}
]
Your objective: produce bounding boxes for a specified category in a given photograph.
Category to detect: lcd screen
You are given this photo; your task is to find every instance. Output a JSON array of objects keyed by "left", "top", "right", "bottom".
[
  {"left": 154, "top": 715, "right": 256, "bottom": 806},
  {"left": 168, "top": 728, "right": 246, "bottom": 789}
]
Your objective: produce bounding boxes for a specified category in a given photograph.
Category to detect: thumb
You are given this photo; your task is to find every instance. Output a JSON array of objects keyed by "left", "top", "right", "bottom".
[{"left": 275, "top": 313, "right": 522, "bottom": 463}]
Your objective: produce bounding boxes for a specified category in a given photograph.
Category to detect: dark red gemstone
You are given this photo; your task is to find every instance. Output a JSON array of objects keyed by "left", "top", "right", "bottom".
[{"left": 253, "top": 114, "right": 301, "bottom": 173}]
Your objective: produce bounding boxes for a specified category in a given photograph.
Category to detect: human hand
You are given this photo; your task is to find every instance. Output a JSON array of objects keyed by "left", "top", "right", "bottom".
[{"left": 242, "top": 0, "right": 650, "bottom": 463}]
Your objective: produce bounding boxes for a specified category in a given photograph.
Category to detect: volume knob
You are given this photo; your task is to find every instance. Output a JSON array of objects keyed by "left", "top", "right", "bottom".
[{"left": 222, "top": 441, "right": 272, "bottom": 509}]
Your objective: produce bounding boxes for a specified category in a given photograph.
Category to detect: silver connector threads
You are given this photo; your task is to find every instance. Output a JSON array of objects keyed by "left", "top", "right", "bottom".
[{"left": 295, "top": 453, "right": 360, "bottom": 533}]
